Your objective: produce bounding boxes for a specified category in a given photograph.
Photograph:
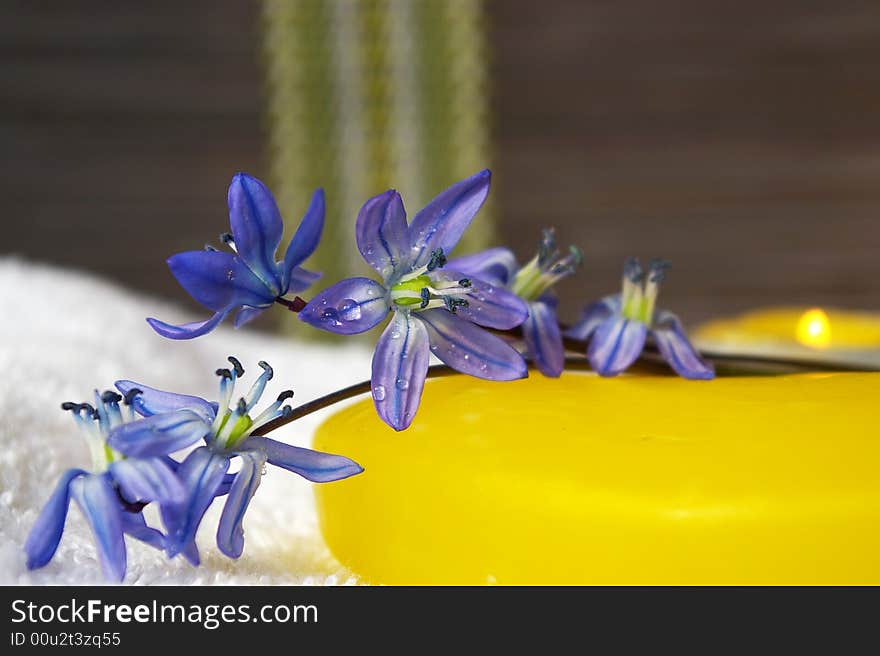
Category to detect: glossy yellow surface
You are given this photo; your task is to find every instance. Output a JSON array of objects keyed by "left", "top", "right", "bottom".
[
  {"left": 314, "top": 372, "right": 880, "bottom": 584},
  {"left": 695, "top": 306, "right": 880, "bottom": 351}
]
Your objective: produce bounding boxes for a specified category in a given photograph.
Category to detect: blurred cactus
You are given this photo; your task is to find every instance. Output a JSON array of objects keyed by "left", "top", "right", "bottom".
[{"left": 261, "top": 0, "right": 494, "bottom": 336}]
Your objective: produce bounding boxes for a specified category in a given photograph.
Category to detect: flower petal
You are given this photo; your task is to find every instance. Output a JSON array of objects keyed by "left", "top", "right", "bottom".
[
  {"left": 70, "top": 473, "right": 126, "bottom": 582},
  {"left": 215, "top": 472, "right": 237, "bottom": 497},
  {"left": 286, "top": 266, "right": 322, "bottom": 293},
  {"left": 371, "top": 311, "right": 431, "bottom": 431},
  {"left": 299, "top": 277, "right": 390, "bottom": 335},
  {"left": 120, "top": 512, "right": 165, "bottom": 551},
  {"left": 587, "top": 316, "right": 647, "bottom": 376},
  {"left": 115, "top": 381, "right": 216, "bottom": 422},
  {"left": 445, "top": 247, "right": 519, "bottom": 287},
  {"left": 24, "top": 468, "right": 87, "bottom": 570},
  {"left": 233, "top": 306, "right": 267, "bottom": 329},
  {"left": 110, "top": 457, "right": 186, "bottom": 505},
  {"left": 216, "top": 451, "right": 265, "bottom": 558},
  {"left": 407, "top": 169, "right": 492, "bottom": 268},
  {"left": 356, "top": 189, "right": 410, "bottom": 277},
  {"left": 522, "top": 301, "right": 565, "bottom": 377},
  {"left": 161, "top": 447, "right": 229, "bottom": 558},
  {"left": 244, "top": 436, "right": 364, "bottom": 482},
  {"left": 417, "top": 308, "right": 528, "bottom": 381},
  {"left": 166, "top": 250, "right": 273, "bottom": 311},
  {"left": 652, "top": 311, "right": 715, "bottom": 380},
  {"left": 108, "top": 410, "right": 210, "bottom": 458},
  {"left": 227, "top": 172, "right": 284, "bottom": 290},
  {"left": 146, "top": 309, "right": 230, "bottom": 341},
  {"left": 181, "top": 540, "right": 200, "bottom": 566},
  {"left": 440, "top": 270, "right": 528, "bottom": 329},
  {"left": 282, "top": 188, "right": 325, "bottom": 288},
  {"left": 565, "top": 294, "right": 621, "bottom": 341}
]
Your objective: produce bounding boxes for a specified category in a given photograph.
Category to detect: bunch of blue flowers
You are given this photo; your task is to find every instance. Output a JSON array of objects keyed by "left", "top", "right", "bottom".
[
  {"left": 27, "top": 169, "right": 712, "bottom": 580},
  {"left": 26, "top": 360, "right": 362, "bottom": 580}
]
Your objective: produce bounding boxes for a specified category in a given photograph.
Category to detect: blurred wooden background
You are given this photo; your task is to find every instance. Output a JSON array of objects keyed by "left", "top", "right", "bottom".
[{"left": 3, "top": 0, "right": 880, "bottom": 328}]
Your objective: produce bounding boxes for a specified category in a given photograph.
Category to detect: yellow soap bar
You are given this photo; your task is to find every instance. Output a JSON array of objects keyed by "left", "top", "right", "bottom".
[{"left": 313, "top": 372, "right": 880, "bottom": 584}]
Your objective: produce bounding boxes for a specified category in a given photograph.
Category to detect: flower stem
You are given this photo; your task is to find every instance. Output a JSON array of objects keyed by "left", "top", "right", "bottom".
[
  {"left": 275, "top": 296, "right": 308, "bottom": 313},
  {"left": 253, "top": 329, "right": 876, "bottom": 437}
]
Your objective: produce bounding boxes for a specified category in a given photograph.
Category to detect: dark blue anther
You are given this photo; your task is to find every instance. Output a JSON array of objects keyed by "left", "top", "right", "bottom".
[
  {"left": 215, "top": 368, "right": 233, "bottom": 379},
  {"left": 123, "top": 388, "right": 143, "bottom": 406},
  {"left": 227, "top": 356, "right": 245, "bottom": 377},
  {"left": 427, "top": 248, "right": 447, "bottom": 272},
  {"left": 648, "top": 258, "right": 671, "bottom": 283},
  {"left": 537, "top": 228, "right": 558, "bottom": 268},
  {"left": 101, "top": 390, "right": 122, "bottom": 404},
  {"left": 458, "top": 278, "right": 472, "bottom": 288},
  {"left": 258, "top": 360, "right": 273, "bottom": 380},
  {"left": 281, "top": 406, "right": 294, "bottom": 419},
  {"left": 236, "top": 398, "right": 247, "bottom": 415},
  {"left": 220, "top": 232, "right": 235, "bottom": 246},
  {"left": 420, "top": 287, "right": 431, "bottom": 309},
  {"left": 623, "top": 257, "right": 644, "bottom": 283},
  {"left": 444, "top": 297, "right": 469, "bottom": 313},
  {"left": 276, "top": 390, "right": 294, "bottom": 402}
]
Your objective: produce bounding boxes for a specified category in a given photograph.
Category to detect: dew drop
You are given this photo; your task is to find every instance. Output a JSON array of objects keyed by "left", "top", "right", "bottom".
[
  {"left": 395, "top": 378, "right": 409, "bottom": 391},
  {"left": 338, "top": 298, "right": 362, "bottom": 322},
  {"left": 320, "top": 307, "right": 342, "bottom": 327},
  {"left": 390, "top": 330, "right": 401, "bottom": 339},
  {"left": 372, "top": 385, "right": 386, "bottom": 401}
]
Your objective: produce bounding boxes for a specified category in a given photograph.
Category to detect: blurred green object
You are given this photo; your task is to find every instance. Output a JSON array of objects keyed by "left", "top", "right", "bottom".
[{"left": 262, "top": 0, "right": 494, "bottom": 336}]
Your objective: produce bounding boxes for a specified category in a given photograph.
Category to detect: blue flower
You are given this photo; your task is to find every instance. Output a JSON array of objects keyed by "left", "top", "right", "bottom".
[
  {"left": 566, "top": 258, "right": 714, "bottom": 379},
  {"left": 147, "top": 173, "right": 325, "bottom": 339},
  {"left": 25, "top": 390, "right": 184, "bottom": 582},
  {"left": 446, "top": 228, "right": 583, "bottom": 377},
  {"left": 298, "top": 170, "right": 529, "bottom": 431},
  {"left": 108, "top": 358, "right": 364, "bottom": 563}
]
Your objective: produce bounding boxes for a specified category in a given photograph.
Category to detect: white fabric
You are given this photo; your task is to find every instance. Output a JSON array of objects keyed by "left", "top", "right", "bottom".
[{"left": 0, "top": 257, "right": 373, "bottom": 585}]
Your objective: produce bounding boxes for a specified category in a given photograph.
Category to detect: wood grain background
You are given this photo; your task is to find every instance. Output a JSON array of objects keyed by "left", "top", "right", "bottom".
[{"left": 4, "top": 0, "right": 880, "bottom": 329}]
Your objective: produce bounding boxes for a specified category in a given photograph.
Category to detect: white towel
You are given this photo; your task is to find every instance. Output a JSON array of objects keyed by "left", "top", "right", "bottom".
[{"left": 0, "top": 257, "right": 372, "bottom": 585}]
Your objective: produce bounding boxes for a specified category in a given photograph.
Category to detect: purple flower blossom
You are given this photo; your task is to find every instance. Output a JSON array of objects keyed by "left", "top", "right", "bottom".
[
  {"left": 148, "top": 173, "right": 324, "bottom": 339},
  {"left": 25, "top": 390, "right": 184, "bottom": 582},
  {"left": 566, "top": 258, "right": 714, "bottom": 379},
  {"left": 298, "top": 170, "right": 529, "bottom": 431},
  {"left": 446, "top": 228, "right": 583, "bottom": 378},
  {"left": 108, "top": 358, "right": 363, "bottom": 563}
]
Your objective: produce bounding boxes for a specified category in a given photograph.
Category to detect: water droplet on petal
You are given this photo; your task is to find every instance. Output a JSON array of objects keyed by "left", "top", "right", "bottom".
[
  {"left": 372, "top": 385, "right": 386, "bottom": 401},
  {"left": 338, "top": 298, "right": 362, "bottom": 322},
  {"left": 390, "top": 330, "right": 401, "bottom": 339},
  {"left": 395, "top": 378, "right": 409, "bottom": 391},
  {"left": 320, "top": 307, "right": 342, "bottom": 327}
]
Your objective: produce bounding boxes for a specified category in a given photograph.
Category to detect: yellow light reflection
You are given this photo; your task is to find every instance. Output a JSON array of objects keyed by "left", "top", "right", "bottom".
[{"left": 796, "top": 308, "right": 831, "bottom": 348}]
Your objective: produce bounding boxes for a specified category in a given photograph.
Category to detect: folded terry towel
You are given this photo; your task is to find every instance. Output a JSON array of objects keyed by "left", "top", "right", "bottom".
[{"left": 0, "top": 257, "right": 372, "bottom": 585}]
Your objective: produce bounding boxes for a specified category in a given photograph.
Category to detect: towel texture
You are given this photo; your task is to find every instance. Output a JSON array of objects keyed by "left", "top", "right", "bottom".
[{"left": 0, "top": 257, "right": 372, "bottom": 585}]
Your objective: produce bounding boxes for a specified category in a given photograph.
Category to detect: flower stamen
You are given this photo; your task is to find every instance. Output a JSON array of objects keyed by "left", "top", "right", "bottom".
[{"left": 512, "top": 228, "right": 583, "bottom": 301}]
